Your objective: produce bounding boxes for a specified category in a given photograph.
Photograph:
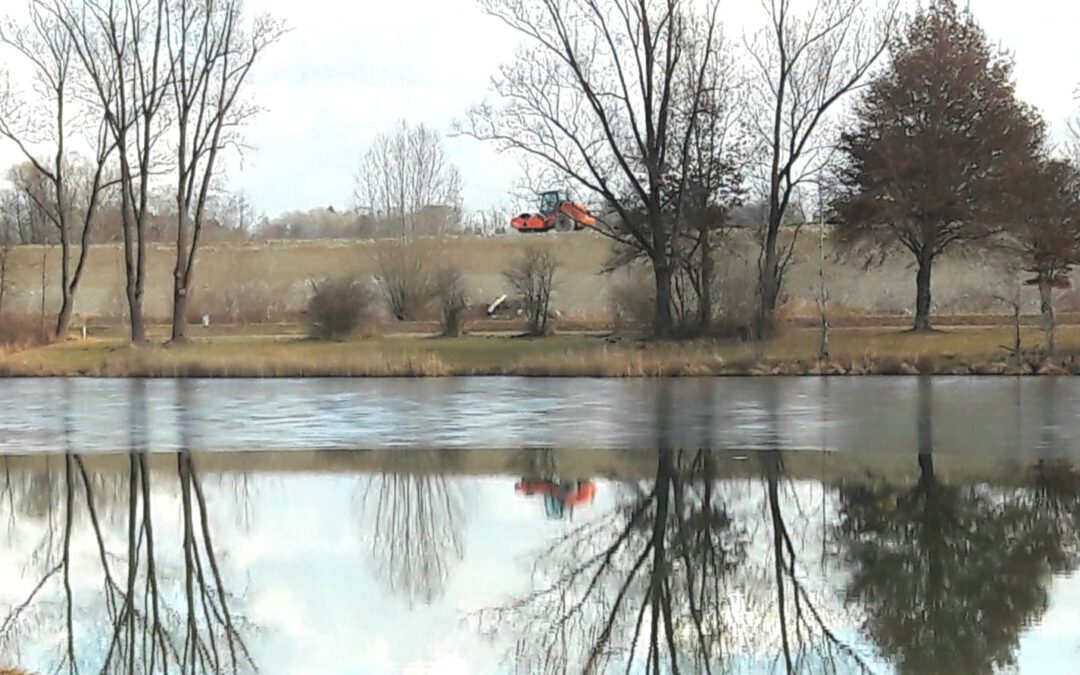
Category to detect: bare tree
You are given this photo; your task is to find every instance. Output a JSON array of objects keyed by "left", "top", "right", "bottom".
[
  {"left": 356, "top": 468, "right": 467, "bottom": 608},
  {"left": 0, "top": 0, "right": 120, "bottom": 341},
  {"left": 0, "top": 180, "right": 39, "bottom": 244},
  {"left": 51, "top": 0, "right": 174, "bottom": 343},
  {"left": 746, "top": 0, "right": 895, "bottom": 336},
  {"left": 211, "top": 189, "right": 255, "bottom": 233},
  {"left": 167, "top": 0, "right": 283, "bottom": 342},
  {"left": 0, "top": 226, "right": 10, "bottom": 317},
  {"left": 373, "top": 238, "right": 438, "bottom": 321},
  {"left": 3, "top": 164, "right": 55, "bottom": 244},
  {"left": 460, "top": 0, "right": 728, "bottom": 338},
  {"left": 832, "top": 1, "right": 1045, "bottom": 331},
  {"left": 461, "top": 205, "right": 508, "bottom": 236},
  {"left": 354, "top": 121, "right": 462, "bottom": 238},
  {"left": 505, "top": 247, "right": 558, "bottom": 336},
  {"left": 435, "top": 265, "right": 469, "bottom": 337}
]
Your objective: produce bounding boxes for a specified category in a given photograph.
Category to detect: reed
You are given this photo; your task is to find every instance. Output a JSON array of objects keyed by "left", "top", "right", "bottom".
[{"left": 3, "top": 328, "right": 1080, "bottom": 377}]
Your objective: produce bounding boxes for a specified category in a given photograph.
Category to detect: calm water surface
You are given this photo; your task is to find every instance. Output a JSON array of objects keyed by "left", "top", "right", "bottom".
[
  {"left": 1, "top": 377, "right": 1079, "bottom": 673},
  {"left": 3, "top": 376, "right": 1080, "bottom": 455}
]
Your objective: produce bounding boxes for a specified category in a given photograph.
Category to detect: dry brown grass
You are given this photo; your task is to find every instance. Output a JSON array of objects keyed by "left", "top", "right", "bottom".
[
  {"left": 1, "top": 231, "right": 1074, "bottom": 334},
  {"left": 0, "top": 313, "right": 47, "bottom": 351},
  {"left": 3, "top": 324, "right": 1080, "bottom": 377}
]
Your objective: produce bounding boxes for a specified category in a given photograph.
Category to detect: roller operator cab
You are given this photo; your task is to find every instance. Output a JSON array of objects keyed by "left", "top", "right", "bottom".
[{"left": 510, "top": 190, "right": 597, "bottom": 233}]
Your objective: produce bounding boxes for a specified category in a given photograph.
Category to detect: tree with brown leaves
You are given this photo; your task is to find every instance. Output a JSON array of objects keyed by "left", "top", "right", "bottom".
[
  {"left": 1004, "top": 158, "right": 1080, "bottom": 354},
  {"left": 832, "top": 0, "right": 1044, "bottom": 331}
]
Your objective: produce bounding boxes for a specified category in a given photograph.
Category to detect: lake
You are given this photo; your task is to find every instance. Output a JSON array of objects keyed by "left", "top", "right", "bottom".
[{"left": 1, "top": 377, "right": 1078, "bottom": 673}]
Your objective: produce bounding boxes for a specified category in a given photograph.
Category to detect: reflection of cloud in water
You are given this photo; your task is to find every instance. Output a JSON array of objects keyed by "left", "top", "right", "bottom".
[{"left": 1, "top": 450, "right": 1079, "bottom": 674}]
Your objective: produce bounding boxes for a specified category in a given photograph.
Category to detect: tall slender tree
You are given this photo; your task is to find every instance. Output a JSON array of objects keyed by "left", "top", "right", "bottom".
[
  {"left": 51, "top": 0, "right": 174, "bottom": 343},
  {"left": 167, "top": 0, "right": 283, "bottom": 342},
  {"left": 746, "top": 0, "right": 896, "bottom": 337},
  {"left": 0, "top": 2, "right": 117, "bottom": 340},
  {"left": 832, "top": 0, "right": 1044, "bottom": 330}
]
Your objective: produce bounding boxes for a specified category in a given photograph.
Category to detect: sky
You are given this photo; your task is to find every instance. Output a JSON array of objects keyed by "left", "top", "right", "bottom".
[{"left": 1, "top": 0, "right": 1078, "bottom": 219}]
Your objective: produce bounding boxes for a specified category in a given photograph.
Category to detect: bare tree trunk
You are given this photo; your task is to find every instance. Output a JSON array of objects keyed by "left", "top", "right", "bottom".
[
  {"left": 57, "top": 207, "right": 101, "bottom": 339},
  {"left": 817, "top": 222, "right": 829, "bottom": 360},
  {"left": 914, "top": 254, "right": 933, "bottom": 331},
  {"left": 123, "top": 207, "right": 146, "bottom": 344},
  {"left": 698, "top": 224, "right": 713, "bottom": 334},
  {"left": 171, "top": 286, "right": 190, "bottom": 341},
  {"left": 0, "top": 244, "right": 8, "bottom": 318},
  {"left": 1013, "top": 301, "right": 1022, "bottom": 358},
  {"left": 1038, "top": 272, "right": 1056, "bottom": 355},
  {"left": 172, "top": 211, "right": 191, "bottom": 342},
  {"left": 55, "top": 216, "right": 76, "bottom": 341},
  {"left": 134, "top": 213, "right": 148, "bottom": 344},
  {"left": 653, "top": 259, "right": 675, "bottom": 339},
  {"left": 757, "top": 214, "right": 782, "bottom": 338},
  {"left": 39, "top": 248, "right": 48, "bottom": 340}
]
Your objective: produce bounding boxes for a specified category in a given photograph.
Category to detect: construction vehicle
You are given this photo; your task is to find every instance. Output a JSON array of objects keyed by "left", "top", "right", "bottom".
[
  {"left": 515, "top": 478, "right": 597, "bottom": 519},
  {"left": 511, "top": 190, "right": 597, "bottom": 233}
]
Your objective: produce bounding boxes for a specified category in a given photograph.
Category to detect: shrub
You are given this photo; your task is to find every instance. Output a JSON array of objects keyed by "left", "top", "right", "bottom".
[
  {"left": 305, "top": 277, "right": 376, "bottom": 340},
  {"left": 608, "top": 259, "right": 757, "bottom": 338},
  {"left": 504, "top": 247, "right": 559, "bottom": 336},
  {"left": 435, "top": 266, "right": 469, "bottom": 337},
  {"left": 373, "top": 238, "right": 437, "bottom": 321}
]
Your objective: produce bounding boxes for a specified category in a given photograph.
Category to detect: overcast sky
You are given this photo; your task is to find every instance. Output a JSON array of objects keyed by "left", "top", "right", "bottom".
[{"left": 2, "top": 0, "right": 1078, "bottom": 219}]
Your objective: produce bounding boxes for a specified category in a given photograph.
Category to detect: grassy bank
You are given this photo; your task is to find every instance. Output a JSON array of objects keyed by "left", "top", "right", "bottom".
[{"left": 3, "top": 325, "right": 1080, "bottom": 377}]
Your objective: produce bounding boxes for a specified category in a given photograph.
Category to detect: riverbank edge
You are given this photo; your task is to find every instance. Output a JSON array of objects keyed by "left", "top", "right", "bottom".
[{"left": 1, "top": 343, "right": 1076, "bottom": 377}]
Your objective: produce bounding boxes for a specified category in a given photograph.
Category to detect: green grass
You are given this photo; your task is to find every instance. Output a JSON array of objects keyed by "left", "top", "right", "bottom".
[{"left": 1, "top": 326, "right": 1076, "bottom": 377}]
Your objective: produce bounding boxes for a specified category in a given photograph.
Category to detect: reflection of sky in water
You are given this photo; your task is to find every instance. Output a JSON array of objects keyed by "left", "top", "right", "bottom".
[{"left": 1, "top": 452, "right": 1078, "bottom": 673}]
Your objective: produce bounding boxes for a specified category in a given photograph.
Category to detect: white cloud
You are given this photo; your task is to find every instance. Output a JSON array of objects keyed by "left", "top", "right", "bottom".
[{"left": 0, "top": 0, "right": 1076, "bottom": 217}]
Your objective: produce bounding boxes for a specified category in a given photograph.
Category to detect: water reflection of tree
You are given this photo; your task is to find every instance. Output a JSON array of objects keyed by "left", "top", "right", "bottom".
[
  {"left": 356, "top": 453, "right": 468, "bottom": 607},
  {"left": 0, "top": 381, "right": 254, "bottom": 673},
  {"left": 838, "top": 379, "right": 1080, "bottom": 675},
  {"left": 760, "top": 450, "right": 871, "bottom": 674},
  {"left": 478, "top": 449, "right": 747, "bottom": 674}
]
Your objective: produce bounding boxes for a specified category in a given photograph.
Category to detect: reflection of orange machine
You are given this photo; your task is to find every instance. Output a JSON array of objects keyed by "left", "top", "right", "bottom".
[{"left": 515, "top": 479, "right": 597, "bottom": 519}]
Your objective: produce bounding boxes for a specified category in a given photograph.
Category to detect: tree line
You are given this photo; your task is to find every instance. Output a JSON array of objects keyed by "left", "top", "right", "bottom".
[
  {"left": 0, "top": 0, "right": 283, "bottom": 342},
  {"left": 2, "top": 0, "right": 1078, "bottom": 346},
  {"left": 462, "top": 0, "right": 1080, "bottom": 340}
]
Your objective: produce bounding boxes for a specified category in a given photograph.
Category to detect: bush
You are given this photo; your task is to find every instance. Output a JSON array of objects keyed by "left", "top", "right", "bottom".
[
  {"left": 504, "top": 247, "right": 559, "bottom": 336},
  {"left": 305, "top": 277, "right": 376, "bottom": 340},
  {"left": 373, "top": 238, "right": 437, "bottom": 321},
  {"left": 608, "top": 258, "right": 757, "bottom": 338},
  {"left": 435, "top": 266, "right": 469, "bottom": 337}
]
